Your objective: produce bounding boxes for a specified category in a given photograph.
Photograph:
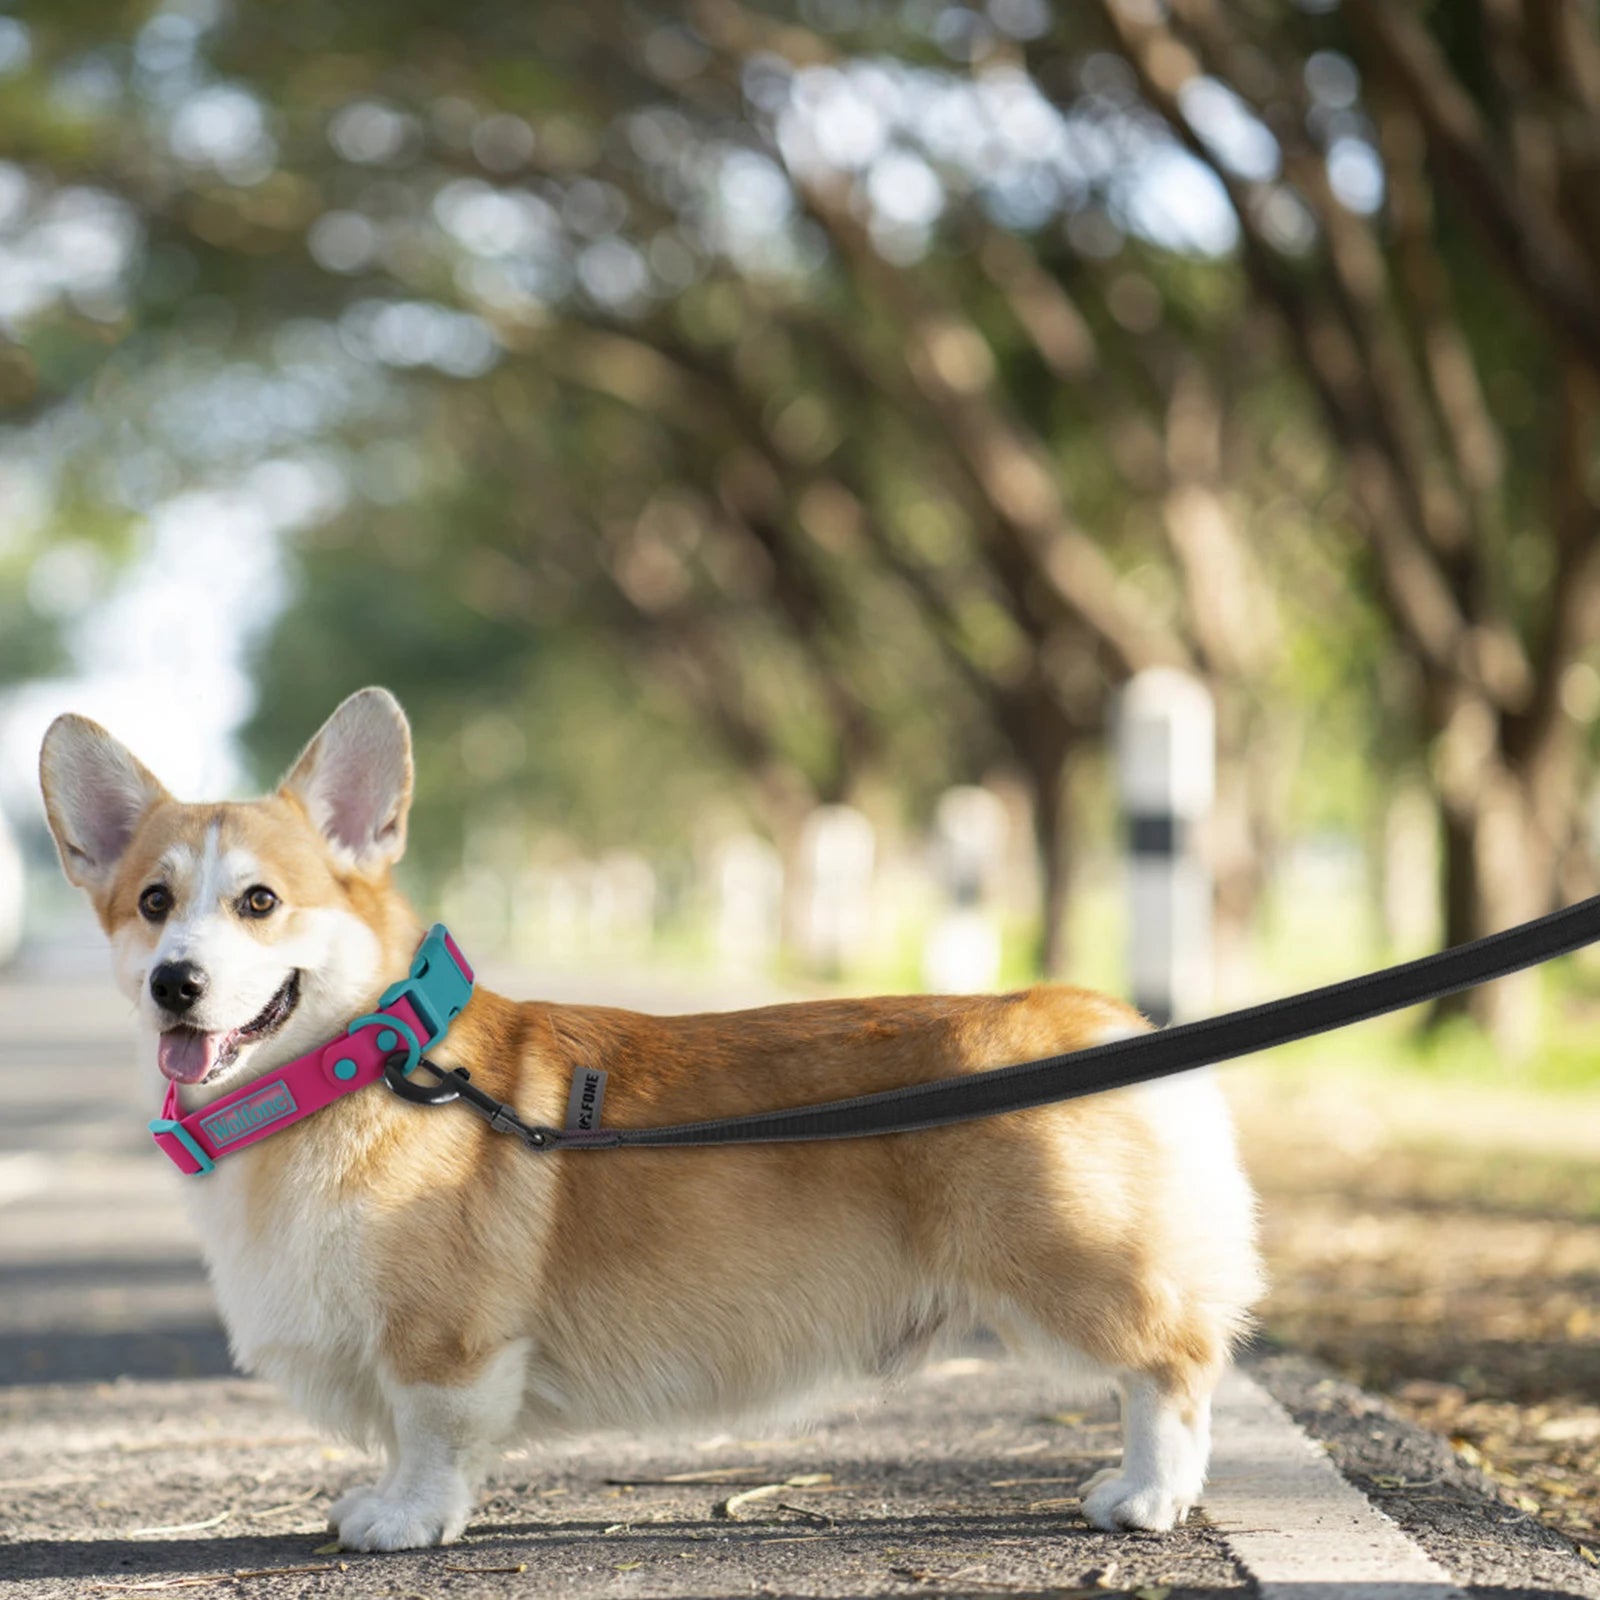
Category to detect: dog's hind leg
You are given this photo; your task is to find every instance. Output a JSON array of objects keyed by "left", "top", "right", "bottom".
[
  {"left": 1076, "top": 1365, "right": 1216, "bottom": 1531},
  {"left": 950, "top": 1104, "right": 1253, "bottom": 1533},
  {"left": 992, "top": 1288, "right": 1225, "bottom": 1532},
  {"left": 332, "top": 1340, "right": 529, "bottom": 1552}
]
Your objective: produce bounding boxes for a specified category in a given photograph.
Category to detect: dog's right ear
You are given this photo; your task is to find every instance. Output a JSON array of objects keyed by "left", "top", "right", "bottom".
[
  {"left": 39, "top": 715, "right": 171, "bottom": 893},
  {"left": 279, "top": 687, "right": 414, "bottom": 874}
]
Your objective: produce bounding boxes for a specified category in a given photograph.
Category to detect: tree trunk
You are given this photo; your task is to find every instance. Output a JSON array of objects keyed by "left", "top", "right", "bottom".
[
  {"left": 1208, "top": 771, "right": 1265, "bottom": 1005},
  {"left": 1208, "top": 703, "right": 1296, "bottom": 1002},
  {"left": 1028, "top": 741, "right": 1077, "bottom": 980},
  {"left": 1430, "top": 769, "right": 1559, "bottom": 1056}
]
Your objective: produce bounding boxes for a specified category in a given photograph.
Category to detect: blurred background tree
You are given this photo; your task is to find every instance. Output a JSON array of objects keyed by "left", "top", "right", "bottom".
[{"left": 5, "top": 0, "right": 1600, "bottom": 1047}]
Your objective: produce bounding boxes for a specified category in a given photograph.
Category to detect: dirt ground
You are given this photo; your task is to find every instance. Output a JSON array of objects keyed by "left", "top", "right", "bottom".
[{"left": 1232, "top": 1058, "right": 1600, "bottom": 1562}]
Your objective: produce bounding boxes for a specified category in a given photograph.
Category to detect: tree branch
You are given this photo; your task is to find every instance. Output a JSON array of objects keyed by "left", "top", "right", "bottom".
[
  {"left": 801, "top": 181, "right": 1191, "bottom": 679},
  {"left": 1343, "top": 0, "right": 1600, "bottom": 372},
  {"left": 1087, "top": 0, "right": 1529, "bottom": 708}
]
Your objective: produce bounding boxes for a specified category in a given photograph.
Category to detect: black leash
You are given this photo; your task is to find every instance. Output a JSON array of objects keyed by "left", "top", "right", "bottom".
[{"left": 388, "top": 892, "right": 1600, "bottom": 1153}]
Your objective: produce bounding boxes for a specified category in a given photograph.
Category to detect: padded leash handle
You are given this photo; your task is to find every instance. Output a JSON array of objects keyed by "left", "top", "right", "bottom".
[{"left": 526, "top": 892, "right": 1600, "bottom": 1153}]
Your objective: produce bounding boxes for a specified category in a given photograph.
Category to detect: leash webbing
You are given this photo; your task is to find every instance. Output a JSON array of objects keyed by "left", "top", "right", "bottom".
[{"left": 518, "top": 891, "right": 1600, "bottom": 1152}]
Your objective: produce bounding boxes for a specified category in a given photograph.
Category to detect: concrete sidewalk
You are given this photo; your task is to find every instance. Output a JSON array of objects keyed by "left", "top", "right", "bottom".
[{"left": 3, "top": 1350, "right": 1245, "bottom": 1598}]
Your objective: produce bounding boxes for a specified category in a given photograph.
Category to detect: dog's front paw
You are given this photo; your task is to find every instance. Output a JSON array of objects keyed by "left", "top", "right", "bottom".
[
  {"left": 334, "top": 1484, "right": 471, "bottom": 1551},
  {"left": 327, "top": 1483, "right": 385, "bottom": 1530},
  {"left": 1080, "top": 1471, "right": 1193, "bottom": 1532}
]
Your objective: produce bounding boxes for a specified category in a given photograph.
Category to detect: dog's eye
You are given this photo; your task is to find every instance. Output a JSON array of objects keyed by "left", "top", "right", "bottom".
[
  {"left": 241, "top": 886, "right": 279, "bottom": 918},
  {"left": 138, "top": 885, "right": 172, "bottom": 922}
]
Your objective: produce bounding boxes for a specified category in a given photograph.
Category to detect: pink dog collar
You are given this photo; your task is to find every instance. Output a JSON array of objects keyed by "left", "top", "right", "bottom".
[{"left": 148, "top": 924, "right": 474, "bottom": 1176}]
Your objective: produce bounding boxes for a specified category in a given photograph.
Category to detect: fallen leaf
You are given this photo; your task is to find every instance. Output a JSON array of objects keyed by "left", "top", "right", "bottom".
[
  {"left": 231, "top": 1567, "right": 344, "bottom": 1582},
  {"left": 88, "top": 1584, "right": 218, "bottom": 1594},
  {"left": 127, "top": 1509, "right": 233, "bottom": 1537},
  {"left": 715, "top": 1474, "right": 834, "bottom": 1519},
  {"left": 774, "top": 1501, "right": 834, "bottom": 1526},
  {"left": 717, "top": 1484, "right": 782, "bottom": 1518},
  {"left": 0, "top": 1472, "right": 95, "bottom": 1491},
  {"left": 1539, "top": 1418, "right": 1600, "bottom": 1443}
]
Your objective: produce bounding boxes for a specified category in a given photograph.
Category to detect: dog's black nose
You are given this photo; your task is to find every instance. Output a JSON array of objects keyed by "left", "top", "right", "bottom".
[{"left": 150, "top": 961, "right": 207, "bottom": 1015}]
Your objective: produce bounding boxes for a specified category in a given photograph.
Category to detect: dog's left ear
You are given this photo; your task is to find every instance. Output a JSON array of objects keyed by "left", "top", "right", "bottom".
[{"left": 280, "top": 687, "right": 414, "bottom": 873}]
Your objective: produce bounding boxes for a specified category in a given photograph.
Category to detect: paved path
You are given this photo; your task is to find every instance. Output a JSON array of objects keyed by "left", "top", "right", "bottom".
[{"left": 1, "top": 966, "right": 1595, "bottom": 1598}]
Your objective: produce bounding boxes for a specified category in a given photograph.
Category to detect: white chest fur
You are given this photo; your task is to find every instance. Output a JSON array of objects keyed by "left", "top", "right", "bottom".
[{"left": 184, "top": 1152, "right": 390, "bottom": 1445}]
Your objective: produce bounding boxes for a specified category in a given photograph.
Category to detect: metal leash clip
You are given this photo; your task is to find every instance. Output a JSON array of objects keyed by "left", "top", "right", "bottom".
[{"left": 382, "top": 1054, "right": 552, "bottom": 1150}]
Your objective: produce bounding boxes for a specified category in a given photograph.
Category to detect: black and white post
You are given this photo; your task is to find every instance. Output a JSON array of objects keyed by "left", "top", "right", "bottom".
[{"left": 1115, "top": 669, "right": 1215, "bottom": 1026}]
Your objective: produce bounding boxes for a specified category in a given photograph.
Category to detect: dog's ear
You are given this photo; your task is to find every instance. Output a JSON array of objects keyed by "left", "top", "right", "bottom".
[
  {"left": 280, "top": 687, "right": 414, "bottom": 873},
  {"left": 39, "top": 715, "right": 171, "bottom": 893}
]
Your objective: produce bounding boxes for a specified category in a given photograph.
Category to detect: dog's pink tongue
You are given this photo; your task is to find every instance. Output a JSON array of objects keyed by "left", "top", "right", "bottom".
[{"left": 158, "top": 1029, "right": 222, "bottom": 1085}]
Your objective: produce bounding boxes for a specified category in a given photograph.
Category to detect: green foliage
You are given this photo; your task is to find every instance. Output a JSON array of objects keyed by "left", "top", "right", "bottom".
[
  {"left": 8, "top": 0, "right": 1600, "bottom": 1003},
  {"left": 246, "top": 528, "right": 746, "bottom": 888},
  {"left": 0, "top": 589, "right": 64, "bottom": 684}
]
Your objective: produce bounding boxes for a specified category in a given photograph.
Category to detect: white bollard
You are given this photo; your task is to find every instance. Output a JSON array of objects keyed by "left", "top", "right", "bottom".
[
  {"left": 922, "top": 786, "right": 1006, "bottom": 992},
  {"left": 713, "top": 833, "right": 783, "bottom": 974},
  {"left": 0, "top": 808, "right": 22, "bottom": 968},
  {"left": 797, "top": 805, "right": 875, "bottom": 977},
  {"left": 546, "top": 863, "right": 589, "bottom": 952},
  {"left": 590, "top": 851, "right": 657, "bottom": 954},
  {"left": 1115, "top": 669, "right": 1215, "bottom": 1025}
]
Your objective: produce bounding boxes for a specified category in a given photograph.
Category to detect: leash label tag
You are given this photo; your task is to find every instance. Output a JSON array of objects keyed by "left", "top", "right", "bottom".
[
  {"left": 565, "top": 1066, "right": 607, "bottom": 1132},
  {"left": 199, "top": 1079, "right": 299, "bottom": 1149}
]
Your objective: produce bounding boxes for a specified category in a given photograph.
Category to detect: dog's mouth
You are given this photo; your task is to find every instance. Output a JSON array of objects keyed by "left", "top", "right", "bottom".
[{"left": 157, "top": 971, "right": 302, "bottom": 1086}]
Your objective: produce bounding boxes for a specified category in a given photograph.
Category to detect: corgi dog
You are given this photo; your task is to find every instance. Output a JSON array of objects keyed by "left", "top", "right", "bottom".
[{"left": 39, "top": 688, "right": 1261, "bottom": 1552}]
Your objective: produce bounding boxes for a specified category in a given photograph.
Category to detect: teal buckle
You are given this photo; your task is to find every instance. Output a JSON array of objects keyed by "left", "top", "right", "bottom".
[
  {"left": 377, "top": 923, "right": 473, "bottom": 1045},
  {"left": 148, "top": 1116, "right": 215, "bottom": 1175}
]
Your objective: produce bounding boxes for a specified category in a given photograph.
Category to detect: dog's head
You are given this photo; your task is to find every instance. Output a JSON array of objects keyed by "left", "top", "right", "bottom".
[{"left": 40, "top": 688, "right": 421, "bottom": 1101}]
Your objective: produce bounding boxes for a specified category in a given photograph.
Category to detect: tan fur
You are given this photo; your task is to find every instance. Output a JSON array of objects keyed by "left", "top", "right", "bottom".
[
  {"left": 414, "top": 989, "right": 1238, "bottom": 1391},
  {"left": 224, "top": 971, "right": 1259, "bottom": 1428},
  {"left": 39, "top": 693, "right": 1263, "bottom": 1549}
]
